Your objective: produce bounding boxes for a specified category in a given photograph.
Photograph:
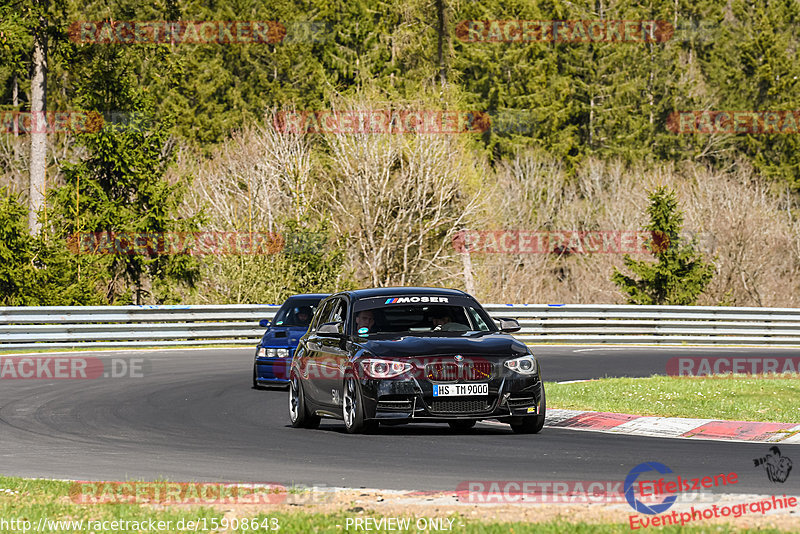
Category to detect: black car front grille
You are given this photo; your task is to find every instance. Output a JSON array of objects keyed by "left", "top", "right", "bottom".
[
  {"left": 426, "top": 362, "right": 459, "bottom": 381},
  {"left": 465, "top": 361, "right": 493, "bottom": 380},
  {"left": 425, "top": 360, "right": 494, "bottom": 382},
  {"left": 430, "top": 399, "right": 492, "bottom": 414}
]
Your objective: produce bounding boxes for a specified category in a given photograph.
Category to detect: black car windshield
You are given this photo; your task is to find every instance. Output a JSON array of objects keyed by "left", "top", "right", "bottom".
[
  {"left": 272, "top": 299, "right": 322, "bottom": 327},
  {"left": 352, "top": 304, "right": 497, "bottom": 336}
]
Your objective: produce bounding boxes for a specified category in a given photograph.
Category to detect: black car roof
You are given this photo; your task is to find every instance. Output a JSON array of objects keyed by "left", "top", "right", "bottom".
[{"left": 343, "top": 287, "right": 470, "bottom": 300}]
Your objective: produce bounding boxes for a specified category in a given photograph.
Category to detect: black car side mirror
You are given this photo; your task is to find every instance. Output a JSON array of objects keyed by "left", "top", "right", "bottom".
[
  {"left": 318, "top": 321, "right": 344, "bottom": 337},
  {"left": 259, "top": 319, "right": 271, "bottom": 328},
  {"left": 495, "top": 317, "right": 521, "bottom": 333}
]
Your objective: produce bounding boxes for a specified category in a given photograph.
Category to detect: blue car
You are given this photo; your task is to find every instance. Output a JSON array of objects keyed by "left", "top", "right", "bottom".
[{"left": 253, "top": 294, "right": 328, "bottom": 388}]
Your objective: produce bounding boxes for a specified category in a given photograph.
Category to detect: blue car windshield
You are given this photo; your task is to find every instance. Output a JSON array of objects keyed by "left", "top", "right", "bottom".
[{"left": 273, "top": 299, "right": 322, "bottom": 327}]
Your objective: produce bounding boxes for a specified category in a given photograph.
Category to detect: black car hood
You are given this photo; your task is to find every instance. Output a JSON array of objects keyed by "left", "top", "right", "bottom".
[{"left": 354, "top": 333, "right": 529, "bottom": 359}]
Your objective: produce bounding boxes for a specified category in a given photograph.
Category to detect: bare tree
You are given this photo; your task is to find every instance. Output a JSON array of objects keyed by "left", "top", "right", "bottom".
[
  {"left": 184, "top": 119, "right": 325, "bottom": 304},
  {"left": 190, "top": 119, "right": 313, "bottom": 232},
  {"left": 324, "top": 122, "right": 480, "bottom": 287}
]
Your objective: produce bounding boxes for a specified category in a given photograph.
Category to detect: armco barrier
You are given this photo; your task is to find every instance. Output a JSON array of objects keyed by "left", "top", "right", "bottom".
[
  {"left": 484, "top": 304, "right": 800, "bottom": 345},
  {"left": 0, "top": 305, "right": 278, "bottom": 349},
  {"left": 2, "top": 304, "right": 800, "bottom": 349}
]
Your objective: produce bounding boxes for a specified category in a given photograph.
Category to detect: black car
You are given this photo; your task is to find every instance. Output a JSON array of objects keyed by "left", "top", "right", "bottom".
[{"left": 288, "top": 287, "right": 545, "bottom": 434}]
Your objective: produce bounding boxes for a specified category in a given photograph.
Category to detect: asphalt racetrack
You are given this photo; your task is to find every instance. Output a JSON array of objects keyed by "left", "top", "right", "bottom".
[{"left": 1, "top": 346, "right": 798, "bottom": 495}]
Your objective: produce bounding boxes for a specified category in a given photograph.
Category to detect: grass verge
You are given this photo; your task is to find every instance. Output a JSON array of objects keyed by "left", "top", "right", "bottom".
[
  {"left": 0, "top": 476, "right": 785, "bottom": 534},
  {"left": 0, "top": 476, "right": 795, "bottom": 533},
  {"left": 546, "top": 375, "right": 800, "bottom": 423}
]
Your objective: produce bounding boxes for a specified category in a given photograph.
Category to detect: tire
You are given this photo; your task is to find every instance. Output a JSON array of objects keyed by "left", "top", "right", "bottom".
[
  {"left": 252, "top": 365, "right": 261, "bottom": 389},
  {"left": 448, "top": 420, "right": 476, "bottom": 431},
  {"left": 509, "top": 387, "right": 546, "bottom": 434},
  {"left": 289, "top": 374, "right": 320, "bottom": 429},
  {"left": 342, "top": 375, "right": 377, "bottom": 434}
]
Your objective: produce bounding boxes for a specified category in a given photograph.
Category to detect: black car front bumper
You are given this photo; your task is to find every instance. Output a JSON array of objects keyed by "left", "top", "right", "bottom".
[{"left": 359, "top": 373, "right": 544, "bottom": 422}]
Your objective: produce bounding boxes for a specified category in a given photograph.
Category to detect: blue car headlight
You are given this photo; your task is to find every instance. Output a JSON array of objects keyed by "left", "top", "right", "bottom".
[
  {"left": 504, "top": 355, "right": 538, "bottom": 375},
  {"left": 258, "top": 348, "right": 290, "bottom": 358}
]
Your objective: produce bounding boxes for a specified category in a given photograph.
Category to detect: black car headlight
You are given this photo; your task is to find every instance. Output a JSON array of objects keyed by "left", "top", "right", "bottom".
[
  {"left": 504, "top": 355, "right": 538, "bottom": 375},
  {"left": 361, "top": 358, "right": 413, "bottom": 379}
]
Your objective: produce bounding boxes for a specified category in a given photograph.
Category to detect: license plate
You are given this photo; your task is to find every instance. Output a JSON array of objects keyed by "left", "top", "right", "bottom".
[{"left": 433, "top": 383, "right": 488, "bottom": 397}]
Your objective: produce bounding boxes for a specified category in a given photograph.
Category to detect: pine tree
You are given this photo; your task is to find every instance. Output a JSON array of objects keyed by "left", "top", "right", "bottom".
[
  {"left": 50, "top": 45, "right": 203, "bottom": 305},
  {"left": 612, "top": 186, "right": 713, "bottom": 305}
]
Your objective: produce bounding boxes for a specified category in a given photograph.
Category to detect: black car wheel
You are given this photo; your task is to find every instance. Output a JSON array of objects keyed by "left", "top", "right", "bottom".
[
  {"left": 289, "top": 375, "right": 320, "bottom": 429},
  {"left": 252, "top": 364, "right": 260, "bottom": 389},
  {"left": 448, "top": 420, "right": 477, "bottom": 431},
  {"left": 509, "top": 388, "right": 546, "bottom": 434},
  {"left": 342, "top": 375, "right": 377, "bottom": 434}
]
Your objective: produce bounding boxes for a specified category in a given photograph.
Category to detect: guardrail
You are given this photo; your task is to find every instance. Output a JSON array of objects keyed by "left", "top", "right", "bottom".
[
  {"left": 2, "top": 304, "right": 800, "bottom": 350},
  {"left": 0, "top": 305, "right": 278, "bottom": 350},
  {"left": 483, "top": 304, "right": 800, "bottom": 345}
]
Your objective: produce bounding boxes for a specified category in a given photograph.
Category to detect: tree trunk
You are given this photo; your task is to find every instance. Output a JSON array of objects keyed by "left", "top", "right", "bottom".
[
  {"left": 28, "top": 1, "right": 48, "bottom": 235},
  {"left": 435, "top": 0, "right": 447, "bottom": 89},
  {"left": 461, "top": 248, "right": 475, "bottom": 295},
  {"left": 589, "top": 95, "right": 595, "bottom": 147},
  {"left": 12, "top": 73, "right": 19, "bottom": 137}
]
